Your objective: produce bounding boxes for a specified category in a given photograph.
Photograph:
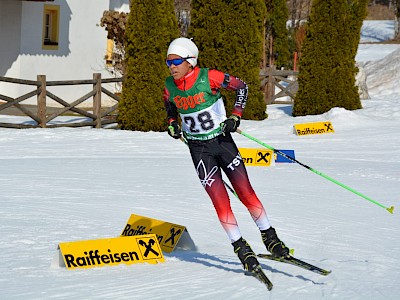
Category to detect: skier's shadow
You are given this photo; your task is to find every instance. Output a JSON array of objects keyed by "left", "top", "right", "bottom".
[
  {"left": 166, "top": 250, "right": 325, "bottom": 285},
  {"left": 166, "top": 250, "right": 244, "bottom": 274}
]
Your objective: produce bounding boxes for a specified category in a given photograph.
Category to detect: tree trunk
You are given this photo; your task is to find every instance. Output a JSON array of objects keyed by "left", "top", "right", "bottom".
[
  {"left": 290, "top": 0, "right": 297, "bottom": 28},
  {"left": 395, "top": 0, "right": 400, "bottom": 39}
]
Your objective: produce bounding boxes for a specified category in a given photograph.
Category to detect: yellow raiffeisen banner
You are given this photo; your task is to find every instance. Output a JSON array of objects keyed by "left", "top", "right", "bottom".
[
  {"left": 294, "top": 121, "right": 334, "bottom": 136},
  {"left": 58, "top": 235, "right": 164, "bottom": 270},
  {"left": 121, "top": 214, "right": 196, "bottom": 253},
  {"left": 238, "top": 148, "right": 274, "bottom": 167}
]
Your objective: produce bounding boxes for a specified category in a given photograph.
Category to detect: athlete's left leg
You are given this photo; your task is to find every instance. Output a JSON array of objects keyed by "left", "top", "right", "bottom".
[{"left": 217, "top": 135, "right": 271, "bottom": 231}]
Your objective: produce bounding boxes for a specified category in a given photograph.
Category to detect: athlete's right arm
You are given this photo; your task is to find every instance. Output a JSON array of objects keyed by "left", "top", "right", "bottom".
[{"left": 163, "top": 87, "right": 178, "bottom": 125}]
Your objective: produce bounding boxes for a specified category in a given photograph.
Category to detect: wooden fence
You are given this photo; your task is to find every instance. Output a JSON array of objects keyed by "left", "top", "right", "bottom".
[
  {"left": 0, "top": 73, "right": 123, "bottom": 129},
  {"left": 260, "top": 66, "right": 299, "bottom": 104},
  {"left": 0, "top": 69, "right": 298, "bottom": 129}
]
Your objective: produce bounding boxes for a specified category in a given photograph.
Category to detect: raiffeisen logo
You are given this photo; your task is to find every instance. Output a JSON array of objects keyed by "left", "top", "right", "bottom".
[
  {"left": 57, "top": 235, "right": 164, "bottom": 270},
  {"left": 121, "top": 224, "right": 164, "bottom": 245},
  {"left": 294, "top": 121, "right": 335, "bottom": 136},
  {"left": 64, "top": 249, "right": 140, "bottom": 268},
  {"left": 238, "top": 148, "right": 274, "bottom": 167},
  {"left": 296, "top": 127, "right": 326, "bottom": 135},
  {"left": 121, "top": 214, "right": 195, "bottom": 253}
]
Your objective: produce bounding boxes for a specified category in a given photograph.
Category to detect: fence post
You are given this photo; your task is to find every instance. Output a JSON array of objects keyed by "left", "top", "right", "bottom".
[
  {"left": 37, "top": 75, "right": 47, "bottom": 128},
  {"left": 93, "top": 73, "right": 102, "bottom": 128},
  {"left": 265, "top": 65, "right": 275, "bottom": 105}
]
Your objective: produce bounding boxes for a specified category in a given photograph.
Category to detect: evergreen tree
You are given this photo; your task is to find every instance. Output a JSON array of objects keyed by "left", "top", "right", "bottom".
[
  {"left": 118, "top": 0, "right": 179, "bottom": 131},
  {"left": 348, "top": 0, "right": 369, "bottom": 58},
  {"left": 265, "top": 0, "right": 290, "bottom": 68},
  {"left": 189, "top": 0, "right": 267, "bottom": 120},
  {"left": 293, "top": 0, "right": 368, "bottom": 116}
]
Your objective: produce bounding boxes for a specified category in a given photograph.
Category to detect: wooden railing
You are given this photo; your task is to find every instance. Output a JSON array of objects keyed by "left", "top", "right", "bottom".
[
  {"left": 0, "top": 69, "right": 298, "bottom": 129},
  {"left": 0, "top": 73, "right": 123, "bottom": 129},
  {"left": 260, "top": 66, "right": 299, "bottom": 104}
]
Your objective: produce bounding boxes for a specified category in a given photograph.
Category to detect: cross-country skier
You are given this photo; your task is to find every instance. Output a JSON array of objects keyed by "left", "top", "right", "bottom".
[{"left": 163, "top": 37, "right": 290, "bottom": 273}]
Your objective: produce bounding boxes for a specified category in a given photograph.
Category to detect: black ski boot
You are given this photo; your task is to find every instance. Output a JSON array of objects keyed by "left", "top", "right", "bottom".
[
  {"left": 261, "top": 227, "right": 290, "bottom": 258},
  {"left": 232, "top": 237, "right": 260, "bottom": 272}
]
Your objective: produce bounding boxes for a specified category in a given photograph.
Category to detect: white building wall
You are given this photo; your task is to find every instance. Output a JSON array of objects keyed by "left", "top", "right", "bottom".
[
  {"left": 0, "top": 0, "right": 22, "bottom": 78},
  {"left": 1, "top": 0, "right": 128, "bottom": 107}
]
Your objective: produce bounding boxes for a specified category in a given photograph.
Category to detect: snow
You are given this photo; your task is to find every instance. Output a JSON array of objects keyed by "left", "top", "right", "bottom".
[
  {"left": 1, "top": 21, "right": 399, "bottom": 299},
  {"left": 360, "top": 20, "right": 395, "bottom": 42}
]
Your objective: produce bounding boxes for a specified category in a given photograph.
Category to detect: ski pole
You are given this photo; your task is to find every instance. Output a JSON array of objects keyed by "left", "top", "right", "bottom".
[
  {"left": 178, "top": 136, "right": 239, "bottom": 199},
  {"left": 236, "top": 128, "right": 395, "bottom": 214}
]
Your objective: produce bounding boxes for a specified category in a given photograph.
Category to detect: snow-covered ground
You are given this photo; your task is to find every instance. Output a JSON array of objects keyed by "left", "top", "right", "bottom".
[
  {"left": 360, "top": 20, "right": 395, "bottom": 42},
  {"left": 0, "top": 21, "right": 399, "bottom": 299}
]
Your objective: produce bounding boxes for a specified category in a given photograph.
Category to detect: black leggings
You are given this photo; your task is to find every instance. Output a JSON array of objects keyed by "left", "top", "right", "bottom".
[{"left": 188, "top": 134, "right": 270, "bottom": 242}]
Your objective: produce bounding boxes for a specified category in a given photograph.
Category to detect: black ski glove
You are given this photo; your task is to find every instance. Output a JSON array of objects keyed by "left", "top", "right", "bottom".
[
  {"left": 221, "top": 115, "right": 240, "bottom": 134},
  {"left": 168, "top": 120, "right": 181, "bottom": 139}
]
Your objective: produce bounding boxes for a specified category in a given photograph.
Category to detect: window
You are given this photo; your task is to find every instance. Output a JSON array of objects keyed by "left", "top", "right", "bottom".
[
  {"left": 42, "top": 5, "right": 60, "bottom": 50},
  {"left": 105, "top": 39, "right": 114, "bottom": 65}
]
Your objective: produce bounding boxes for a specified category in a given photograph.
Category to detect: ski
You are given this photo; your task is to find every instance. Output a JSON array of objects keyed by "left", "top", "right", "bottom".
[
  {"left": 257, "top": 254, "right": 331, "bottom": 276},
  {"left": 245, "top": 265, "right": 273, "bottom": 290}
]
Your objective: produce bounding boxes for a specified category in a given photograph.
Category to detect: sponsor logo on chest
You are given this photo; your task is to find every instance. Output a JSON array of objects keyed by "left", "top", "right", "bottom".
[{"left": 174, "top": 92, "right": 205, "bottom": 111}]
